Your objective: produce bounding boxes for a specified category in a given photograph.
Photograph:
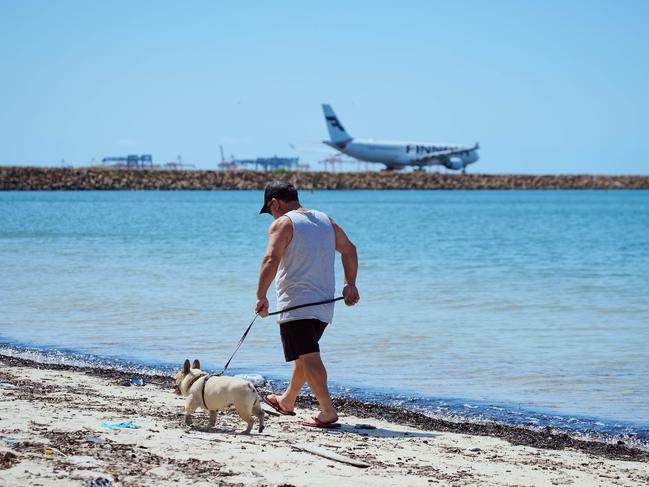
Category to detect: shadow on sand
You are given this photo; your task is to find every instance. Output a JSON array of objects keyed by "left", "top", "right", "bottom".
[{"left": 324, "top": 423, "right": 439, "bottom": 439}]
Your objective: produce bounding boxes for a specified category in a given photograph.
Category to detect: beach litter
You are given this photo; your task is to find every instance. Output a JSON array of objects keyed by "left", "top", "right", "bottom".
[
  {"left": 0, "top": 382, "right": 16, "bottom": 389},
  {"left": 118, "top": 377, "right": 146, "bottom": 386},
  {"left": 83, "top": 434, "right": 107, "bottom": 444},
  {"left": 84, "top": 478, "right": 113, "bottom": 487},
  {"left": 44, "top": 446, "right": 67, "bottom": 456},
  {"left": 100, "top": 421, "right": 140, "bottom": 430},
  {"left": 0, "top": 435, "right": 18, "bottom": 445}
]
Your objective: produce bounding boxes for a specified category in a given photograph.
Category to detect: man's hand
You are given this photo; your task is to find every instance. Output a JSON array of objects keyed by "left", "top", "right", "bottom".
[
  {"left": 342, "top": 284, "right": 360, "bottom": 306},
  {"left": 255, "top": 296, "right": 269, "bottom": 317}
]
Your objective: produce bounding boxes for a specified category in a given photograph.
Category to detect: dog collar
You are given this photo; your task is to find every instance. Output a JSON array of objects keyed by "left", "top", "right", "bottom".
[{"left": 183, "top": 372, "right": 207, "bottom": 396}]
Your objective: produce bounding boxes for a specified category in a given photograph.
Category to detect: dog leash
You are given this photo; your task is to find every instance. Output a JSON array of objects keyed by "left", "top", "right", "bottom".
[
  {"left": 214, "top": 296, "right": 344, "bottom": 377},
  {"left": 268, "top": 296, "right": 345, "bottom": 317}
]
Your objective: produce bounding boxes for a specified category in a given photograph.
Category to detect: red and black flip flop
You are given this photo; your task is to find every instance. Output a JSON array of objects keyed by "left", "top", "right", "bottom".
[
  {"left": 261, "top": 394, "right": 296, "bottom": 416},
  {"left": 302, "top": 415, "right": 342, "bottom": 429}
]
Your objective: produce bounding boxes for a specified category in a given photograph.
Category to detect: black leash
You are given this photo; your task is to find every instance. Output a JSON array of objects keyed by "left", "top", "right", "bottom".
[
  {"left": 268, "top": 296, "right": 344, "bottom": 316},
  {"left": 214, "top": 296, "right": 344, "bottom": 377},
  {"left": 214, "top": 314, "right": 259, "bottom": 376}
]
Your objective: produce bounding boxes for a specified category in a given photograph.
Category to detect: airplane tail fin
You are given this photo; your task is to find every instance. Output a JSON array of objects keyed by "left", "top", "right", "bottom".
[{"left": 322, "top": 104, "right": 352, "bottom": 145}]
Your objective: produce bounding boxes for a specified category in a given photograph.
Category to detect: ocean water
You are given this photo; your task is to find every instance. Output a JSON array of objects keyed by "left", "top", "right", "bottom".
[{"left": 1, "top": 190, "right": 648, "bottom": 440}]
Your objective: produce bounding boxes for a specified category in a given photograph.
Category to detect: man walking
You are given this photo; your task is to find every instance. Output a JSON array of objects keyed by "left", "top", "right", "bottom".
[{"left": 255, "top": 181, "right": 359, "bottom": 427}]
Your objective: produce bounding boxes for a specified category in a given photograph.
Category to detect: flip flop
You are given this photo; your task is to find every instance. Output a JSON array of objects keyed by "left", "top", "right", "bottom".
[
  {"left": 302, "top": 415, "right": 342, "bottom": 429},
  {"left": 261, "top": 394, "right": 296, "bottom": 416}
]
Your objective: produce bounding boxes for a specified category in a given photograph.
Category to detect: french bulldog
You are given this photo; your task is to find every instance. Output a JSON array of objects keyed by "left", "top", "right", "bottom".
[{"left": 174, "top": 359, "right": 265, "bottom": 434}]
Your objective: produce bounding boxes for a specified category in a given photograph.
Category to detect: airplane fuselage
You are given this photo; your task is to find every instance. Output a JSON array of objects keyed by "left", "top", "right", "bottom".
[{"left": 325, "top": 139, "right": 480, "bottom": 170}]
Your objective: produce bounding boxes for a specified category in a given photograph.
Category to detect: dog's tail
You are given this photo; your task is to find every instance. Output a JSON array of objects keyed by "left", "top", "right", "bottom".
[{"left": 249, "top": 383, "right": 265, "bottom": 433}]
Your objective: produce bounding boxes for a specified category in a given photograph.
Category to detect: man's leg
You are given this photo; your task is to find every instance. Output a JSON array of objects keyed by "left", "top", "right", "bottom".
[
  {"left": 300, "top": 351, "right": 338, "bottom": 423},
  {"left": 276, "top": 357, "right": 306, "bottom": 413}
]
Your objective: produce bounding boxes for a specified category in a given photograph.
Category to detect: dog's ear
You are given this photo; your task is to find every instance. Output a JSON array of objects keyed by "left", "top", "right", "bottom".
[
  {"left": 192, "top": 359, "right": 201, "bottom": 370},
  {"left": 183, "top": 359, "right": 190, "bottom": 373}
]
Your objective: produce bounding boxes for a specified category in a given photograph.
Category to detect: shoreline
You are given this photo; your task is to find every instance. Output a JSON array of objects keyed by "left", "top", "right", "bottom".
[
  {"left": 3, "top": 166, "right": 649, "bottom": 190},
  {"left": 2, "top": 344, "right": 647, "bottom": 446},
  {"left": 2, "top": 353, "right": 647, "bottom": 464}
]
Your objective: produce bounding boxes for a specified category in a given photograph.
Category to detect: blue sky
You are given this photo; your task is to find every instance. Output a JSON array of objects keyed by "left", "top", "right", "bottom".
[{"left": 1, "top": 1, "right": 647, "bottom": 173}]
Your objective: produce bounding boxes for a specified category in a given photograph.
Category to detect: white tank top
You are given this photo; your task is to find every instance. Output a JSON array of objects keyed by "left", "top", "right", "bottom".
[{"left": 275, "top": 209, "right": 336, "bottom": 324}]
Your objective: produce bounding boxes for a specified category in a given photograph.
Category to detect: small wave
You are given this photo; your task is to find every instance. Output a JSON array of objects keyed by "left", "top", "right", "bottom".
[{"left": 0, "top": 343, "right": 176, "bottom": 377}]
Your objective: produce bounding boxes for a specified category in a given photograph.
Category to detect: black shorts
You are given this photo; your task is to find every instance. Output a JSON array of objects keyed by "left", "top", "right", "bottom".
[{"left": 279, "top": 319, "right": 328, "bottom": 362}]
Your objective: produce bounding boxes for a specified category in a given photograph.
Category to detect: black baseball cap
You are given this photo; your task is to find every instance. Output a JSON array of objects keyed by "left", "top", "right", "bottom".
[{"left": 259, "top": 180, "right": 299, "bottom": 214}]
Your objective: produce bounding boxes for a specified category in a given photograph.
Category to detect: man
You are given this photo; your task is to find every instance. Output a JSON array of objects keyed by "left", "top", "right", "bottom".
[{"left": 255, "top": 180, "right": 359, "bottom": 428}]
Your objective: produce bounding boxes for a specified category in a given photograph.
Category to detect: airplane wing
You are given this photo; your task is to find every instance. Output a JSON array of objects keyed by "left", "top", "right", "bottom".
[{"left": 410, "top": 143, "right": 479, "bottom": 165}]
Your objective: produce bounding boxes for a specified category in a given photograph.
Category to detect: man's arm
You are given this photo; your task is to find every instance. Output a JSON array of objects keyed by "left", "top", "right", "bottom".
[
  {"left": 330, "top": 217, "right": 360, "bottom": 306},
  {"left": 255, "top": 217, "right": 292, "bottom": 316}
]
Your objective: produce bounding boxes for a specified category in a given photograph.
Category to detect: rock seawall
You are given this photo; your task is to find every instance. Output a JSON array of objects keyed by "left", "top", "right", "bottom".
[{"left": 2, "top": 166, "right": 649, "bottom": 190}]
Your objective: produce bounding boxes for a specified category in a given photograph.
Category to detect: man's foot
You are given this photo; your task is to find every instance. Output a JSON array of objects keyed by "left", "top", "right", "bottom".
[
  {"left": 274, "top": 393, "right": 297, "bottom": 414},
  {"left": 314, "top": 411, "right": 338, "bottom": 424},
  {"left": 303, "top": 415, "right": 341, "bottom": 429},
  {"left": 261, "top": 394, "right": 296, "bottom": 416}
]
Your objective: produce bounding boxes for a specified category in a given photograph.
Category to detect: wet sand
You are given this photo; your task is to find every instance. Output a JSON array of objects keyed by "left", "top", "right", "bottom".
[{"left": 1, "top": 355, "right": 648, "bottom": 486}]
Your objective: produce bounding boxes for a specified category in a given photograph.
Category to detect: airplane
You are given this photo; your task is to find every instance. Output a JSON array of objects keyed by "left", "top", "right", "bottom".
[{"left": 322, "top": 104, "right": 479, "bottom": 172}]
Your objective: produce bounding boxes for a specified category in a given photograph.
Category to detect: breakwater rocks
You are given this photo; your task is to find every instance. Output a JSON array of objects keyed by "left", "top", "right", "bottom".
[{"left": 2, "top": 166, "right": 649, "bottom": 190}]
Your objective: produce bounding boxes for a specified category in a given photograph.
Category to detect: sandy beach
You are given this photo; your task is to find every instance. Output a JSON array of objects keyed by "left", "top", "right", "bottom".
[{"left": 0, "top": 356, "right": 647, "bottom": 486}]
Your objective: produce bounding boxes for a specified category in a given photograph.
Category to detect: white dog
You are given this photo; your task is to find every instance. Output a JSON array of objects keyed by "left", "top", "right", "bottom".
[{"left": 174, "top": 359, "right": 265, "bottom": 434}]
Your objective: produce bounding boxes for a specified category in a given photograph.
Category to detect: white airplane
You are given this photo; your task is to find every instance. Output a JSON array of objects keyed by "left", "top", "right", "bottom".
[{"left": 322, "top": 104, "right": 479, "bottom": 172}]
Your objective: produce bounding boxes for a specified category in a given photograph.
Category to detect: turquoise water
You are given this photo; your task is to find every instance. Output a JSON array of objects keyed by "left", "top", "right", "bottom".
[{"left": 1, "top": 190, "right": 648, "bottom": 438}]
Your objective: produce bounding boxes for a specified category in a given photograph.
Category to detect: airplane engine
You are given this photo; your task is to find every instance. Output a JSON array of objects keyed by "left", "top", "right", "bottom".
[{"left": 444, "top": 159, "right": 465, "bottom": 171}]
